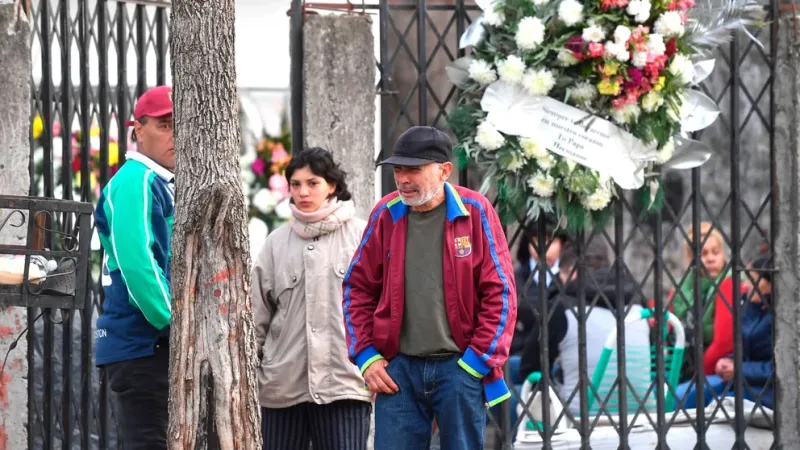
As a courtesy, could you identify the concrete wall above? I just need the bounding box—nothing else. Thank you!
[303,15,376,220]
[0,3,31,449]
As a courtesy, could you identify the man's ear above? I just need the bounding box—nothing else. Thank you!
[133,121,144,143]
[440,161,454,181]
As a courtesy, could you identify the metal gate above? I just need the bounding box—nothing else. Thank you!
[27,0,170,447]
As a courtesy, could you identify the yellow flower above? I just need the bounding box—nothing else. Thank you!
[108,142,119,166]
[90,126,101,137]
[602,61,619,77]
[654,76,666,91]
[597,78,621,96]
[32,115,43,140]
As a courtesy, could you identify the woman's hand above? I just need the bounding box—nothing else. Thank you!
[715,358,734,381]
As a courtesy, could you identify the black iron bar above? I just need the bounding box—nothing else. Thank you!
[730,35,746,448]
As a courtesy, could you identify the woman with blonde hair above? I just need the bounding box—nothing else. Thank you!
[252,147,372,449]
[670,222,736,405]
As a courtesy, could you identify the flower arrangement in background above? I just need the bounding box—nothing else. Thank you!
[240,117,293,235]
[447,0,763,229]
[31,114,124,203]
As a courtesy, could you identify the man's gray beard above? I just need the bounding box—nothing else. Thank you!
[398,185,441,207]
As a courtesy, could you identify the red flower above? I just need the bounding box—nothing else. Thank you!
[251,157,267,176]
[566,36,585,59]
[588,42,605,58]
[666,38,677,57]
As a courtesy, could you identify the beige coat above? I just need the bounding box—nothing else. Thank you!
[252,218,371,408]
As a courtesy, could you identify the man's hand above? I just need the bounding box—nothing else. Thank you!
[363,359,399,394]
[715,358,734,381]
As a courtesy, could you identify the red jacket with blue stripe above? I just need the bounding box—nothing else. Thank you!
[342,182,517,406]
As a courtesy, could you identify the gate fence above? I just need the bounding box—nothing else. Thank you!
[23,0,779,448]
[292,0,779,448]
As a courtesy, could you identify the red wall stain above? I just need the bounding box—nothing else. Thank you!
[219,304,229,314]
[0,422,8,450]
[0,369,11,408]
[0,327,14,339]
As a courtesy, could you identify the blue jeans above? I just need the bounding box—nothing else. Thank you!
[374,354,486,450]
[676,375,729,409]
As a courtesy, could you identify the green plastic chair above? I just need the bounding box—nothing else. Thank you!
[523,308,685,431]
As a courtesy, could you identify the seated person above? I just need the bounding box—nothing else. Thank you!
[676,256,774,410]
[669,222,736,380]
[518,239,653,417]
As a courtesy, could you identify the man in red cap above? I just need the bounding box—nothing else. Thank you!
[94,85,175,449]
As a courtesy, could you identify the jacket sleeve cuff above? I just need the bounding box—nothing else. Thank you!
[355,345,384,374]
[484,377,511,407]
[458,347,491,379]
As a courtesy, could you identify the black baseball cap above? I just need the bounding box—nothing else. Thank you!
[378,126,453,167]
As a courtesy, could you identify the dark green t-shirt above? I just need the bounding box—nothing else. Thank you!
[398,202,460,356]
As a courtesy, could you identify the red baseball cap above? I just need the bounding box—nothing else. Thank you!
[125,85,173,126]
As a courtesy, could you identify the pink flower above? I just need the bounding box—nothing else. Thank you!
[271,145,289,163]
[601,0,629,9]
[251,158,267,176]
[625,67,644,88]
[52,121,62,136]
[269,173,289,198]
[588,42,605,58]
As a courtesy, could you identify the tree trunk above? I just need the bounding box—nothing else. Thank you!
[168,1,261,449]
[0,2,31,448]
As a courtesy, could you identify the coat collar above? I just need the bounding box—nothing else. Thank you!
[126,151,174,183]
[387,182,470,223]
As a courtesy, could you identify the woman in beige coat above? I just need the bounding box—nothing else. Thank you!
[252,148,371,450]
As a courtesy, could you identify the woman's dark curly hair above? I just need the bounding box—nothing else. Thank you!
[285,147,352,201]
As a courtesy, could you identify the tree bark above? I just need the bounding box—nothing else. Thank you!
[168,1,261,449]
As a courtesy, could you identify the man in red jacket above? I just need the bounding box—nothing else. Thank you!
[342,126,517,449]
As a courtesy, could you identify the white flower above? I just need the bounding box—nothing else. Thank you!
[632,51,649,68]
[497,55,527,85]
[516,17,546,50]
[626,0,651,23]
[556,49,580,67]
[558,0,584,26]
[583,186,612,210]
[654,11,684,37]
[568,81,598,104]
[520,137,548,159]
[528,173,556,197]
[484,8,506,26]
[505,153,525,172]
[275,198,292,219]
[582,25,605,43]
[613,25,632,44]
[641,90,665,112]
[647,33,666,56]
[468,59,498,85]
[522,69,557,96]
[565,159,578,172]
[537,153,556,170]
[475,121,505,151]
[656,139,675,164]
[248,217,269,260]
[604,41,630,62]
[669,53,694,85]
[240,150,257,169]
[252,188,277,214]
[611,103,642,124]
[533,0,550,5]
[241,170,256,186]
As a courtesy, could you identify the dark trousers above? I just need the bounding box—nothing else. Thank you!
[105,343,169,450]
[261,400,372,450]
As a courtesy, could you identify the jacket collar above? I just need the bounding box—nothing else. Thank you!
[126,151,174,183]
[387,182,470,223]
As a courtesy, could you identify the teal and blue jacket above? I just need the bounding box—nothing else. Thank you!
[94,152,174,366]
